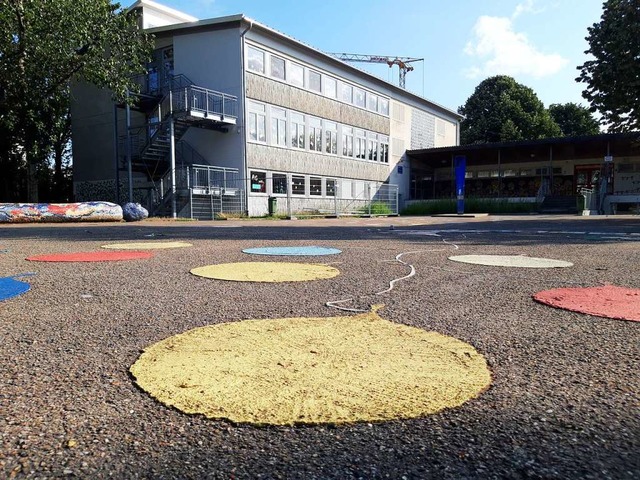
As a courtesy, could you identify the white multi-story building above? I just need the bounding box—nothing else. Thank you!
[71,0,462,218]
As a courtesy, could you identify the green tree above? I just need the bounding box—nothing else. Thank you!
[0,0,153,201]
[458,75,561,145]
[577,0,640,132]
[548,102,601,136]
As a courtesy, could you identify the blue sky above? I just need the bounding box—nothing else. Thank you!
[159,0,604,113]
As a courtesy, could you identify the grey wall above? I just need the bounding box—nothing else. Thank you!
[247,74,389,135]
[247,144,389,182]
[173,28,245,170]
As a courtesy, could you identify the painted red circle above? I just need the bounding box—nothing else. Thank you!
[26,251,153,262]
[534,285,640,322]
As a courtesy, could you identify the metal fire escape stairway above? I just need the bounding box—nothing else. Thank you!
[125,74,238,216]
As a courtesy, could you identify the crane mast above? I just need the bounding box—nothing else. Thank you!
[328,53,423,89]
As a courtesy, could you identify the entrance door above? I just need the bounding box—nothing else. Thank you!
[575,165,601,192]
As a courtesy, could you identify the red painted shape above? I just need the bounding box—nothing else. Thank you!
[534,285,640,322]
[26,251,153,262]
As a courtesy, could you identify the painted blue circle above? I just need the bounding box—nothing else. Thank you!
[0,277,30,302]
[242,246,342,256]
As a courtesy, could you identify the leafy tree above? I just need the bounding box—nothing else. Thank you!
[0,0,153,201]
[577,0,640,132]
[548,103,601,136]
[458,75,561,145]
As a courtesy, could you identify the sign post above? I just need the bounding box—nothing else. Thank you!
[454,155,466,215]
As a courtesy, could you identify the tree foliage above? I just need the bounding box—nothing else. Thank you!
[458,75,561,145]
[548,103,601,137]
[0,0,153,201]
[577,0,640,132]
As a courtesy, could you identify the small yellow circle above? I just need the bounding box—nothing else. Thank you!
[130,310,491,425]
[102,241,193,250]
[190,262,340,282]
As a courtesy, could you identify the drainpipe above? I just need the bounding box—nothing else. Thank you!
[169,90,177,218]
[240,18,253,215]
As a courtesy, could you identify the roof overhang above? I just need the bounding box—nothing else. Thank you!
[407,133,640,169]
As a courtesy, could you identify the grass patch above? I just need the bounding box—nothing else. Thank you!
[357,202,394,216]
[402,198,537,215]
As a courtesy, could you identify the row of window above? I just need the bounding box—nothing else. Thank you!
[251,171,336,196]
[247,44,390,117]
[247,100,390,163]
[250,171,380,199]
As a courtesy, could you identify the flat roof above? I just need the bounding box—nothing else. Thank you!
[407,132,640,168]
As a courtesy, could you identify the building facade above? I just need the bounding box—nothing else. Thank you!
[71,0,462,217]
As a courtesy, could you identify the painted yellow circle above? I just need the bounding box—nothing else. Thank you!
[130,310,491,425]
[102,241,193,250]
[190,262,340,282]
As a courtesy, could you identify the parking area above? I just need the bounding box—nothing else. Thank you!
[1,215,638,479]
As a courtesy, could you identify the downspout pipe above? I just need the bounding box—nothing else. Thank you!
[240,18,253,215]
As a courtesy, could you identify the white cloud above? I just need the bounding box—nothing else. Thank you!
[464,3,567,80]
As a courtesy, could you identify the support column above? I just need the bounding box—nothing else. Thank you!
[113,104,120,204]
[169,126,177,218]
[498,148,502,198]
[125,90,133,203]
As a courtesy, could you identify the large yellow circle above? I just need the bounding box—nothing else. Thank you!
[190,262,340,282]
[130,310,491,425]
[102,241,192,250]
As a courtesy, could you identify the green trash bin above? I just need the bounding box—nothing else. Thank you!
[268,196,277,216]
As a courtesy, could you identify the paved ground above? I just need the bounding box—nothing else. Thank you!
[1,215,638,479]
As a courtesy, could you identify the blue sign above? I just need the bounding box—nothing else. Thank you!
[454,156,466,214]
[397,165,404,174]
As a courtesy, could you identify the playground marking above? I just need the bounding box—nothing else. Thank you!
[130,308,491,425]
[0,276,30,302]
[102,241,192,250]
[190,262,340,282]
[27,251,153,262]
[448,255,573,268]
[242,246,342,256]
[534,285,640,322]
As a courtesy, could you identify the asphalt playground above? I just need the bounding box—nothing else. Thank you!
[1,214,638,479]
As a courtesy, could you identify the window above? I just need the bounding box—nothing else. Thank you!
[341,83,353,103]
[270,55,285,80]
[355,129,367,159]
[309,117,322,152]
[248,101,266,143]
[250,171,266,193]
[379,135,389,163]
[272,173,288,194]
[366,93,378,112]
[247,46,265,73]
[310,177,322,196]
[379,97,389,116]
[342,126,353,157]
[354,87,365,108]
[477,171,490,178]
[465,171,474,179]
[368,134,378,161]
[323,76,337,98]
[502,169,517,177]
[289,62,304,87]
[292,175,305,195]
[324,121,337,155]
[290,112,305,149]
[271,107,287,147]
[326,179,336,197]
[309,70,321,92]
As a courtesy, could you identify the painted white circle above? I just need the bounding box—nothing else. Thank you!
[448,255,573,268]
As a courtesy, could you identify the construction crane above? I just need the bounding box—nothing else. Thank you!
[328,53,423,89]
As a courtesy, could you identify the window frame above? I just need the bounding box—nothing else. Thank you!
[272,172,288,195]
[247,46,265,74]
[250,170,267,194]
[310,176,322,196]
[291,175,306,196]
